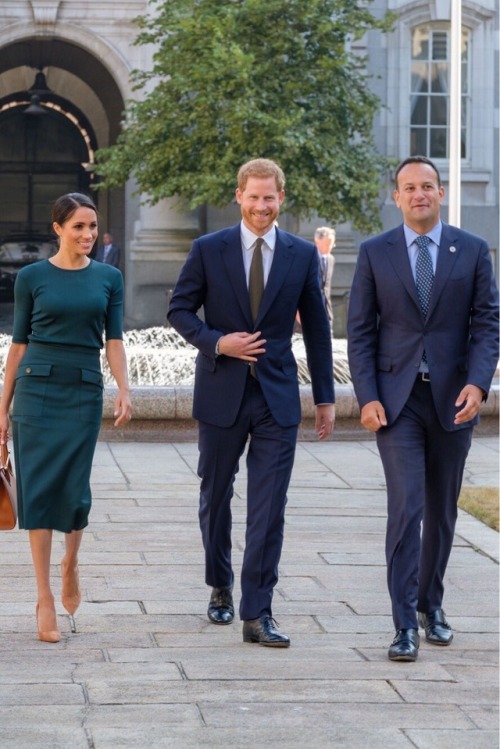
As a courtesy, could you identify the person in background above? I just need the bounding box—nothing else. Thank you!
[168,158,334,648]
[347,156,499,662]
[314,226,336,334]
[94,232,121,268]
[0,193,132,643]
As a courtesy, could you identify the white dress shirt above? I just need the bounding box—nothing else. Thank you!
[240,222,276,287]
[404,221,442,279]
[214,223,277,357]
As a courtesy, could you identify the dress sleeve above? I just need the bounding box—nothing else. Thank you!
[104,270,124,341]
[11,273,33,343]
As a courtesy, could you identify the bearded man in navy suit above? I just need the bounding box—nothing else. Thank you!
[347,156,499,661]
[168,158,335,647]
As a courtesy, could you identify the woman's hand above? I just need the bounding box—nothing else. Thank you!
[113,389,132,427]
[0,412,10,445]
[0,342,27,444]
[105,340,132,427]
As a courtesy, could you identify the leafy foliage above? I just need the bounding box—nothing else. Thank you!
[95,0,394,232]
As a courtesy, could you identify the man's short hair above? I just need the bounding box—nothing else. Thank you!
[314,226,336,243]
[395,156,442,189]
[237,158,285,192]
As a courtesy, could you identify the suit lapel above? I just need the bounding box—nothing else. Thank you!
[384,226,421,311]
[427,223,460,319]
[220,226,253,326]
[385,223,461,320]
[327,254,334,280]
[220,227,296,328]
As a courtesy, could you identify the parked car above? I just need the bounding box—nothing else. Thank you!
[0,233,58,300]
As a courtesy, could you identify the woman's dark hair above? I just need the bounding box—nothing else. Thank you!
[51,193,97,226]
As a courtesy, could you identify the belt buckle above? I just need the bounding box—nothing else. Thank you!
[421,372,430,382]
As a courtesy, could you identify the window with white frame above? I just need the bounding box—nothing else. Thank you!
[410,25,470,159]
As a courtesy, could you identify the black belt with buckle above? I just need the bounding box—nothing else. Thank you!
[419,372,431,382]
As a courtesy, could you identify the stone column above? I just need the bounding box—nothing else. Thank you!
[124,198,199,330]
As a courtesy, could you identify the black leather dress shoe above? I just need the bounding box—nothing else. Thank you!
[242,615,290,648]
[388,628,420,661]
[418,609,453,645]
[207,585,234,624]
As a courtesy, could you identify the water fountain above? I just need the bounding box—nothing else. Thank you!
[0,330,495,437]
[0,328,352,385]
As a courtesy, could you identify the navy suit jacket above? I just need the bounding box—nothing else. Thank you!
[168,225,335,428]
[347,223,499,431]
[95,244,121,267]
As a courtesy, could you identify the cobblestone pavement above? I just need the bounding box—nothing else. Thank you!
[0,434,498,748]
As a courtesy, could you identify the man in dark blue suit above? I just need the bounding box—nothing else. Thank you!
[168,158,335,647]
[347,156,499,661]
[94,232,121,268]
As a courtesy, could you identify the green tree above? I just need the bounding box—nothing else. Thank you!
[95,0,394,233]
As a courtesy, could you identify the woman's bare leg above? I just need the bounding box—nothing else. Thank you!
[29,529,60,641]
[61,529,83,614]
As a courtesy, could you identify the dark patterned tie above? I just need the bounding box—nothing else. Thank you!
[415,235,434,365]
[249,237,264,322]
[415,235,434,319]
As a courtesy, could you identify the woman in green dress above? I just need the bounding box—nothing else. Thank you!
[0,193,132,643]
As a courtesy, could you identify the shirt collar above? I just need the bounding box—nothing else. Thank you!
[403,221,442,248]
[240,221,277,251]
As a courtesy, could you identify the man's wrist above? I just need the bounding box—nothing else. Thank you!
[215,336,224,356]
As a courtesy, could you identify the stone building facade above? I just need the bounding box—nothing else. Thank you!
[0,1,497,334]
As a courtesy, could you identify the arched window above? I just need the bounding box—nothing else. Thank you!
[0,98,96,238]
[410,24,470,159]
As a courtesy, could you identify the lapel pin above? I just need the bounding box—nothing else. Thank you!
[449,246,456,253]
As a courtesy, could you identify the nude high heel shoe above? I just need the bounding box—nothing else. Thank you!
[61,557,82,615]
[36,600,61,643]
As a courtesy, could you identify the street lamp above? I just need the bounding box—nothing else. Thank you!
[23,71,51,233]
[24,94,47,116]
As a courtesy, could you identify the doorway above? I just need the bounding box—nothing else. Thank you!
[0,97,96,238]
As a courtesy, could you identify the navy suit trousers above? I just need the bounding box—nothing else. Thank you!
[376,376,473,630]
[197,374,298,621]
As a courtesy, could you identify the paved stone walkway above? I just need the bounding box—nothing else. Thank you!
[0,435,498,748]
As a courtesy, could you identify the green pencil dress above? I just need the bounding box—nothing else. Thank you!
[11,259,124,533]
